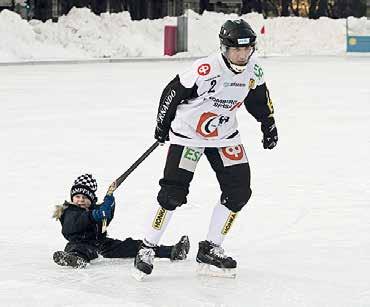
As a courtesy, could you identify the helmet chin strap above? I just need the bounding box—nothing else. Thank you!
[229,61,247,73]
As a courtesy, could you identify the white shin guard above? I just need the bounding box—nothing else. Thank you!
[206,201,238,246]
[144,205,173,246]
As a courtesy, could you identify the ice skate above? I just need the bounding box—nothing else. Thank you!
[170,235,190,261]
[53,251,88,269]
[196,241,237,278]
[132,245,155,281]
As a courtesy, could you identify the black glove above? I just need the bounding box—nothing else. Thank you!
[154,126,169,144]
[261,117,278,149]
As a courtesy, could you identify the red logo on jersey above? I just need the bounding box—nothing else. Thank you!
[197,64,211,76]
[196,112,219,137]
[221,145,244,161]
[196,112,230,138]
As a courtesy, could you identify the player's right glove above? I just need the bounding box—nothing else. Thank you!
[261,117,278,149]
[91,195,115,222]
[154,125,169,144]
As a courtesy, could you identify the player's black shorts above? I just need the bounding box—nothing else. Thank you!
[157,144,252,212]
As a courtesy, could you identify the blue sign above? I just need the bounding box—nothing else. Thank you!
[347,36,370,52]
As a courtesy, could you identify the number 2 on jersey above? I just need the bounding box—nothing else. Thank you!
[208,80,217,93]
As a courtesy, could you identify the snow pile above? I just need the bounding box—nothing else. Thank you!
[31,8,174,58]
[0,7,370,62]
[0,9,37,60]
[347,16,370,35]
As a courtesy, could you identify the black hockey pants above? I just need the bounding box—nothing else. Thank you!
[157,144,252,213]
[64,237,172,262]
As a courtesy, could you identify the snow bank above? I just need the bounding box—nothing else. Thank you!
[0,7,369,62]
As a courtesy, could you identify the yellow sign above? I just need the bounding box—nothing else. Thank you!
[348,37,357,46]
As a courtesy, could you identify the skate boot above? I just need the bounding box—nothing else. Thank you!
[196,241,237,278]
[132,243,155,281]
[53,251,88,269]
[170,235,190,261]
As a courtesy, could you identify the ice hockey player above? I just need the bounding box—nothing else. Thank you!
[52,174,190,268]
[133,19,278,278]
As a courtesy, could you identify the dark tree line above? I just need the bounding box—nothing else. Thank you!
[242,0,367,18]
[3,0,368,21]
[29,0,175,22]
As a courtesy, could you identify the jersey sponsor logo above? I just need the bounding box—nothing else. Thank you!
[179,146,204,172]
[223,82,246,87]
[253,64,264,80]
[222,145,244,160]
[157,89,176,124]
[219,144,248,167]
[196,112,230,138]
[266,88,274,114]
[197,64,211,76]
[183,147,202,162]
[248,79,255,89]
[152,207,167,230]
[267,98,274,114]
[210,96,238,109]
[221,212,238,235]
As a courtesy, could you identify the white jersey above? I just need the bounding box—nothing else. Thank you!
[169,53,265,147]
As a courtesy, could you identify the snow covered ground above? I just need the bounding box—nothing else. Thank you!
[1,8,370,61]
[0,55,369,306]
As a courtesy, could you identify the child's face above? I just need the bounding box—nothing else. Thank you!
[72,194,92,209]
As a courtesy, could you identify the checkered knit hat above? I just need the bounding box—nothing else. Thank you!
[70,174,98,203]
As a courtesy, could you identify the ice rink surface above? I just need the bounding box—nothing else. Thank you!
[1,56,370,306]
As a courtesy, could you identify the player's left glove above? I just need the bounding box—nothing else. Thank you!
[261,117,278,149]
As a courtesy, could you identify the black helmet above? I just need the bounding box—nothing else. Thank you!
[219,19,257,48]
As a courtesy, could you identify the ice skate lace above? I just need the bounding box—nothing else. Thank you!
[210,246,227,259]
[138,248,155,265]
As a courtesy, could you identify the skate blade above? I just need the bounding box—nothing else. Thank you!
[196,263,237,279]
[131,268,149,281]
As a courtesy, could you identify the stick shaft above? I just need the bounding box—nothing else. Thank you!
[112,141,159,191]
[102,141,160,233]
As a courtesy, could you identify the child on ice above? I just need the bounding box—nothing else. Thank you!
[53,174,189,268]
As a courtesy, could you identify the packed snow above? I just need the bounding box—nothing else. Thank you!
[1,55,370,306]
[0,8,370,61]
